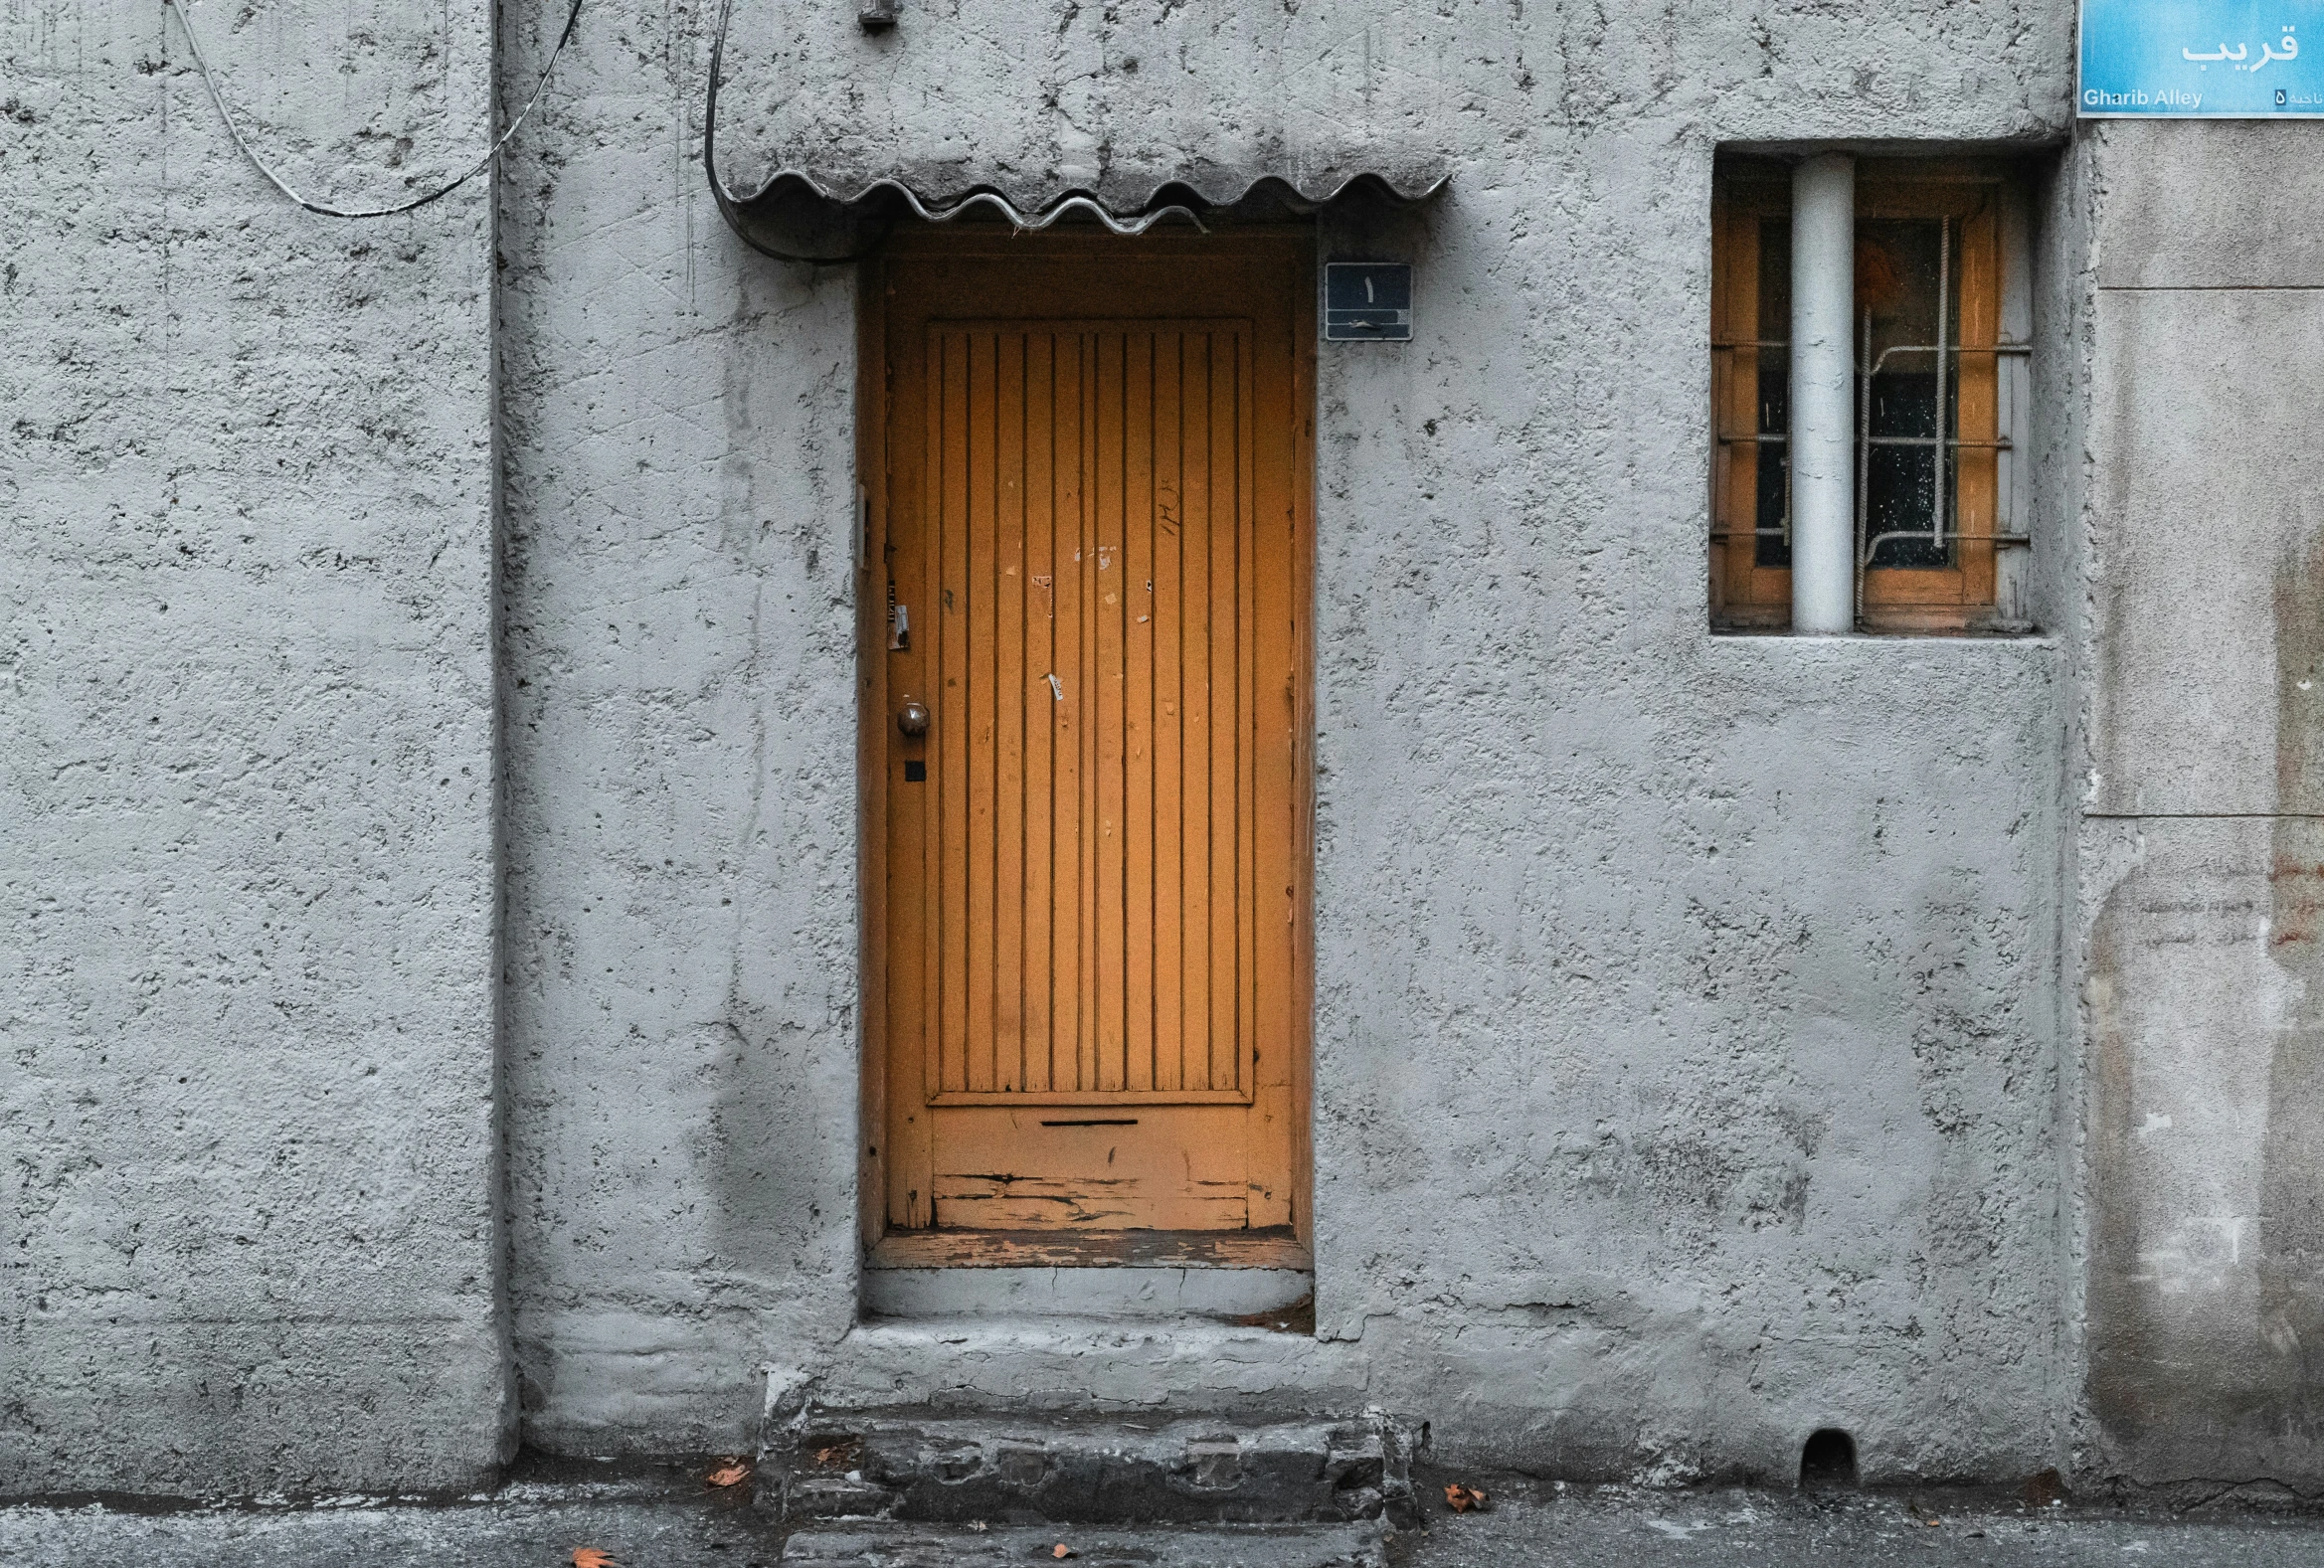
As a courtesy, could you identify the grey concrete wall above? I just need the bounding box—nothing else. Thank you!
[1303,180,2072,1482]
[494,0,864,1456]
[3,0,506,1496]
[2035,124,2101,1488]
[40,0,2285,1501]
[500,0,2082,1482]
[2079,120,2324,1493]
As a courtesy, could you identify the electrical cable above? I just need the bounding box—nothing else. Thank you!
[700,0,1206,262]
[167,0,584,220]
[174,0,1220,256]
[703,0,892,265]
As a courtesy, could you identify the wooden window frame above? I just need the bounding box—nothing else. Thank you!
[1712,158,2025,634]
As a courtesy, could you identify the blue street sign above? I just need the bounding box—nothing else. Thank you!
[2080,0,2324,114]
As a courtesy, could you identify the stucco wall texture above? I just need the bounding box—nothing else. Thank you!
[7,0,2317,1504]
[4,0,506,1495]
[2079,119,2324,1491]
[498,0,2080,1487]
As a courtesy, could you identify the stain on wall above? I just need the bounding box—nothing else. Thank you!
[2256,536,2324,1471]
[2082,119,2324,1492]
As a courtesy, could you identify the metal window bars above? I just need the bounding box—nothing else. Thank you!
[1710,212,2033,611]
[1707,339,1794,552]
[1848,216,2034,618]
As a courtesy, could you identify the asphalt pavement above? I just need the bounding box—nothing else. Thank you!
[5,1466,2322,1567]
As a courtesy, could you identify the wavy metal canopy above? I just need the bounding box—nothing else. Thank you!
[712,166,1450,262]
[700,0,1458,261]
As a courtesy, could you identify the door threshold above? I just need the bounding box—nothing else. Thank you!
[863,1228,1313,1321]
[868,1227,1312,1272]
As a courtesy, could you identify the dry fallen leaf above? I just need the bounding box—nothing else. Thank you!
[1444,1481,1489,1513]
[572,1550,621,1568]
[705,1458,752,1488]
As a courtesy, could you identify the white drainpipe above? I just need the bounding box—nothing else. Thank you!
[1789,153,1856,634]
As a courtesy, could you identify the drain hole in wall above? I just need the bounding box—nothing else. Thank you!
[1799,1428,1858,1489]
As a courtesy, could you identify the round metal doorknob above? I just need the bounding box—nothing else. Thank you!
[896,699,930,737]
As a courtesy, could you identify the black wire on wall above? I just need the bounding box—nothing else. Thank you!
[168,0,584,220]
[174,0,884,264]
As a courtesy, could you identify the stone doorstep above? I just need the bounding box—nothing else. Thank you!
[778,1520,1390,1568]
[766,1409,1412,1529]
[859,1264,1315,1319]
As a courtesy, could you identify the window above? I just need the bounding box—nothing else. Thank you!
[1711,157,2034,633]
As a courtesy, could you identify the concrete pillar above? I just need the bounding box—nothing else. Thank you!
[2081,119,2324,1488]
[1789,153,1856,634]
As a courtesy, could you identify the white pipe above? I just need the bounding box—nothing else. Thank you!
[1789,153,1856,634]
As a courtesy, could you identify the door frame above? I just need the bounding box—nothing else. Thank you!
[853,225,1319,1259]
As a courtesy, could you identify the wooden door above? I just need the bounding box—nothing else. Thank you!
[868,234,1312,1238]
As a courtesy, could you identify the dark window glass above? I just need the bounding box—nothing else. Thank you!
[1858,219,1958,571]
[1755,216,1791,569]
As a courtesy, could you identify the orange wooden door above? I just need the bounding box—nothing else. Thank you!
[873,236,1311,1236]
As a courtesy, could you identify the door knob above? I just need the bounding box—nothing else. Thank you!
[896,699,930,737]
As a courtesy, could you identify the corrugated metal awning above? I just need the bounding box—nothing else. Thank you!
[701,4,1451,263]
[710,164,1449,263]
[715,168,1440,260]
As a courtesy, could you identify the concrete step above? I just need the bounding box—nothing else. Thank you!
[861,1261,1314,1318]
[779,1520,1389,1567]
[766,1407,1412,1528]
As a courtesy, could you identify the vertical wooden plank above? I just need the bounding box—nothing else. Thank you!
[858,255,890,1244]
[994,332,1028,1090]
[1744,204,1795,615]
[1241,249,1303,1230]
[964,332,999,1093]
[1176,329,1215,1093]
[1281,240,1318,1235]
[1956,202,2000,607]
[1054,333,1090,1094]
[1238,316,1268,1105]
[1093,330,1128,1092]
[884,272,938,1229]
[937,328,973,1100]
[1076,332,1102,1096]
[1021,333,1057,1094]
[1122,330,1158,1094]
[1715,204,1763,616]
[1150,331,1186,1092]
[1206,327,1242,1096]
[1708,198,1729,610]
